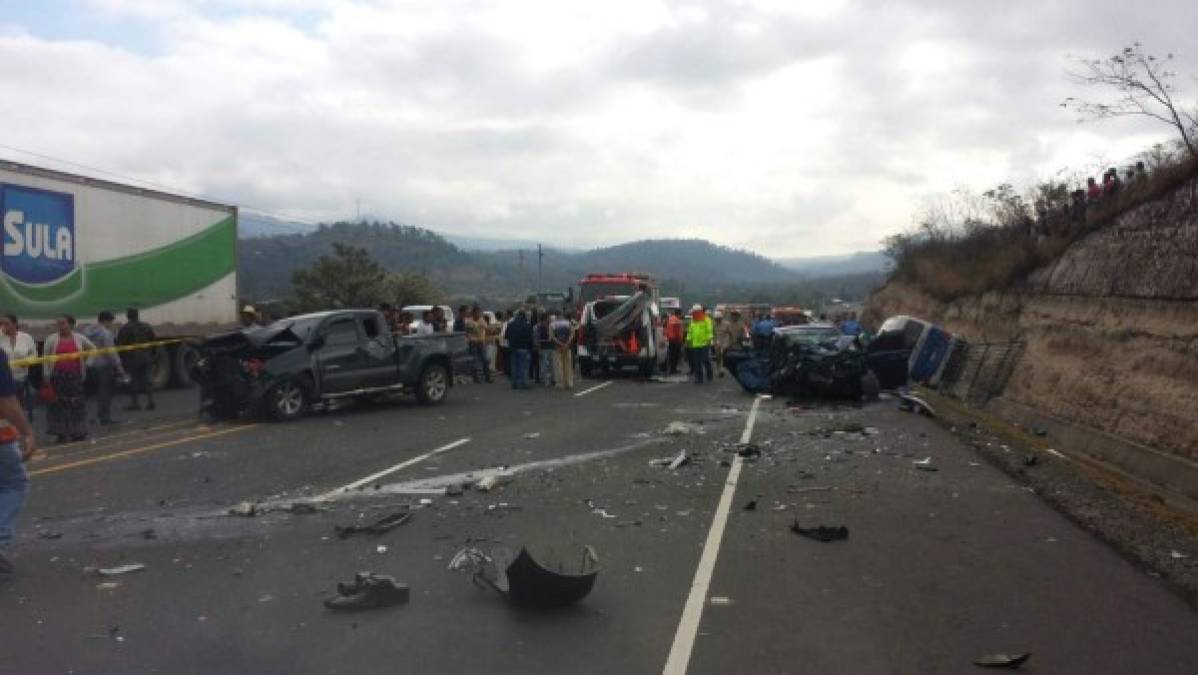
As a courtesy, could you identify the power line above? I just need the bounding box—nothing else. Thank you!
[0,141,323,232]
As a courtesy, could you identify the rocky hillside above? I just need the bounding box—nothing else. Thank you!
[865,168,1198,498]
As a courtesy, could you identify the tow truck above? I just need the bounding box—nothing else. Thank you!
[575,273,667,378]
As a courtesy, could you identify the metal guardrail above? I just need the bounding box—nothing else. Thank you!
[937,340,1025,405]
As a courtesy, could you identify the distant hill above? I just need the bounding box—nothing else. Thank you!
[239,212,315,238]
[776,251,890,277]
[237,223,883,306]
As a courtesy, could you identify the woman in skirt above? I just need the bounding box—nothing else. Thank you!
[42,315,96,443]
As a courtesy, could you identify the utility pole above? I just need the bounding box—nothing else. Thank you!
[355,199,361,222]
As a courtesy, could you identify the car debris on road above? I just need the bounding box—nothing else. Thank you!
[335,509,413,538]
[450,545,599,609]
[973,652,1031,669]
[83,563,147,577]
[324,572,410,611]
[790,522,849,542]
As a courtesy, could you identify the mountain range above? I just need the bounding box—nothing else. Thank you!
[237,219,888,306]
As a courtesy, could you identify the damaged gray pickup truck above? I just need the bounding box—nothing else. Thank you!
[190,309,472,421]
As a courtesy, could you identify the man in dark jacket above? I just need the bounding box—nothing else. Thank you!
[503,310,535,390]
[117,308,156,411]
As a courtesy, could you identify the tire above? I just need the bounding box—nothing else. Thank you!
[416,363,449,405]
[169,343,200,388]
[267,377,310,421]
[149,347,172,390]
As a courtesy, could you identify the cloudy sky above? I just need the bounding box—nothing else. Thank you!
[1,0,1194,256]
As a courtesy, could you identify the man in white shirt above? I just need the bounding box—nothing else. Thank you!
[0,315,38,421]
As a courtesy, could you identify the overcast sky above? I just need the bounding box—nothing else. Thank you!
[1,0,1195,256]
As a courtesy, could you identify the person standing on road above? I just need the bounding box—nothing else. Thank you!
[685,304,714,384]
[117,308,157,412]
[44,315,96,442]
[495,311,510,377]
[550,313,576,390]
[83,311,129,426]
[465,307,492,383]
[535,313,555,387]
[839,312,863,337]
[715,310,746,379]
[453,305,468,333]
[665,309,684,375]
[0,315,37,422]
[415,311,436,336]
[504,310,534,390]
[0,346,37,584]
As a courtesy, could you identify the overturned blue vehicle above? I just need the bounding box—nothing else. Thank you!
[723,324,878,400]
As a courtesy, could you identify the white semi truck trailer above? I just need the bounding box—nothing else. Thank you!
[0,159,238,388]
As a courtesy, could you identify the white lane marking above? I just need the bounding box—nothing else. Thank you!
[662,395,762,675]
[574,381,614,398]
[314,437,471,501]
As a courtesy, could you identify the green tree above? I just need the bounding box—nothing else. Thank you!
[290,243,389,311]
[387,272,442,307]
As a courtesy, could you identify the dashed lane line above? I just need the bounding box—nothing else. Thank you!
[662,394,763,675]
[574,381,613,398]
[313,437,473,501]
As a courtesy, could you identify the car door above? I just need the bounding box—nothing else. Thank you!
[359,314,400,388]
[315,316,366,394]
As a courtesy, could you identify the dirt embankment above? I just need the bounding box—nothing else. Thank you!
[864,172,1198,487]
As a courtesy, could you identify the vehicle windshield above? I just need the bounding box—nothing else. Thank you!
[579,283,641,302]
[259,316,323,343]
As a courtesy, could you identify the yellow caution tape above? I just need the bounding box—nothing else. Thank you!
[9,338,185,368]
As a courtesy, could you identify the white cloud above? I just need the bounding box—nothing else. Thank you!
[2,0,1195,256]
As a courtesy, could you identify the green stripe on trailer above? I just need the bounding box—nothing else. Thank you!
[0,215,235,317]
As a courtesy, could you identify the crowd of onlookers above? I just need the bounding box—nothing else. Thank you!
[1035,161,1151,237]
[0,309,160,445]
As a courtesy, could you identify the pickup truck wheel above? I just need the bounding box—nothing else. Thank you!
[268,379,309,421]
[416,364,449,405]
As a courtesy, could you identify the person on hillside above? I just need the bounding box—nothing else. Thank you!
[117,308,156,412]
[44,315,97,442]
[503,310,534,390]
[0,346,37,585]
[1103,167,1122,198]
[685,304,714,384]
[465,306,492,383]
[1133,161,1149,184]
[535,313,554,387]
[0,315,37,423]
[1086,176,1102,202]
[665,309,685,375]
[550,313,576,390]
[83,311,128,426]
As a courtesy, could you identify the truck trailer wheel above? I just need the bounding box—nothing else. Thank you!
[170,343,200,388]
[149,347,172,390]
[416,363,449,405]
[267,378,310,421]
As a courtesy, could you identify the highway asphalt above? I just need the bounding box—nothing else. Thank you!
[2,374,1196,674]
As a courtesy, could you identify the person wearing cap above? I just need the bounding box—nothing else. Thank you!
[685,304,714,384]
[240,305,262,328]
[715,310,746,379]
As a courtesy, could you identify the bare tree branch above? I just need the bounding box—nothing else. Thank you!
[1063,44,1197,158]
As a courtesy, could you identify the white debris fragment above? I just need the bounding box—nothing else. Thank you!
[913,457,938,471]
[667,450,690,471]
